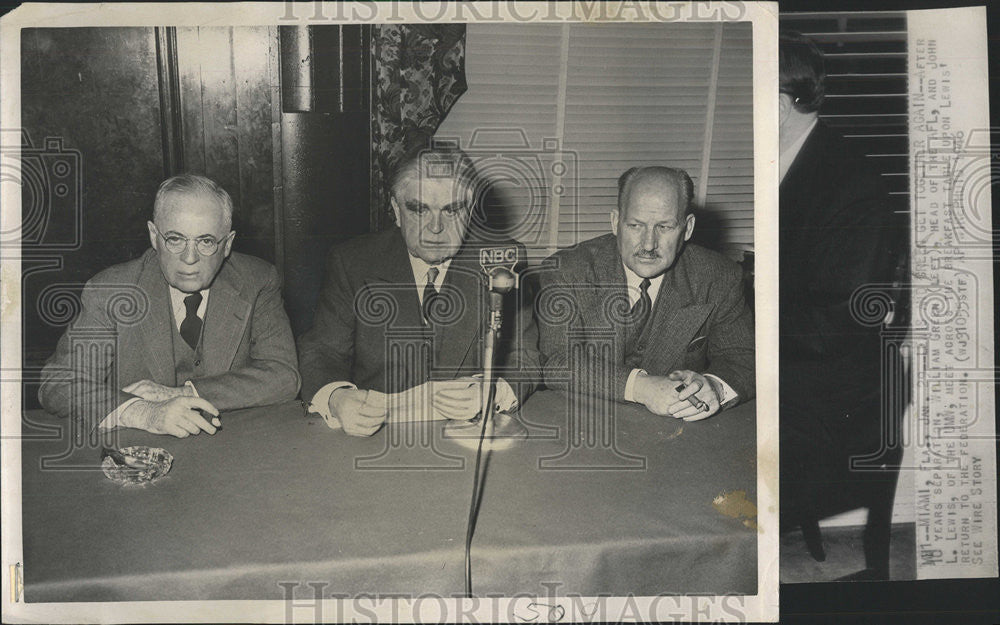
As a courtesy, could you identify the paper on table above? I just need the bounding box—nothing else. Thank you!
[322,379,481,430]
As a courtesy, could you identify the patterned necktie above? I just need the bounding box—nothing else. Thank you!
[180,292,203,350]
[631,277,652,331]
[422,266,440,325]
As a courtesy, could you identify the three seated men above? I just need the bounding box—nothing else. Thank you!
[41,154,754,437]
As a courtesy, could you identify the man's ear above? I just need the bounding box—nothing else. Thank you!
[147,221,158,251]
[389,196,401,227]
[683,213,696,241]
[610,209,619,236]
[223,231,235,258]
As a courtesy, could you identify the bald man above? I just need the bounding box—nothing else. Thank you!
[537,166,754,420]
[39,174,300,438]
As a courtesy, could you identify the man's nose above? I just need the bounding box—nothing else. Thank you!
[641,228,657,251]
[426,211,444,234]
[180,240,200,264]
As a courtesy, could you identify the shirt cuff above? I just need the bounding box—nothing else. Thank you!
[623,368,647,403]
[705,373,738,408]
[98,397,144,431]
[494,378,519,413]
[184,380,199,397]
[308,381,357,429]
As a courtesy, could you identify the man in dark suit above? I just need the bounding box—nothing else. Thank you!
[779,32,905,579]
[297,145,539,436]
[39,174,300,438]
[537,166,754,420]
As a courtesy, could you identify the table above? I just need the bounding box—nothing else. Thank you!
[21,391,757,601]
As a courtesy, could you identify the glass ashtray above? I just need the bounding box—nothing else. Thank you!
[101,446,174,485]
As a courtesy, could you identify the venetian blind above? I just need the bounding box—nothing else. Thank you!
[780,12,910,216]
[435,21,755,263]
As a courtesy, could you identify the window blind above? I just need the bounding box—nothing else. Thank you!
[435,21,755,262]
[780,12,910,216]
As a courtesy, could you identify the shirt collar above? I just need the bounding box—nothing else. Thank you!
[779,117,818,184]
[168,285,209,322]
[622,263,664,306]
[407,253,452,289]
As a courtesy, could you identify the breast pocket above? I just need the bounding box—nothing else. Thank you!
[682,334,709,369]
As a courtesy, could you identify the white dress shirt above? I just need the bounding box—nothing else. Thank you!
[309,253,517,427]
[618,263,737,406]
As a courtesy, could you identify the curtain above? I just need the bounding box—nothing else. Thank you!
[370,24,468,231]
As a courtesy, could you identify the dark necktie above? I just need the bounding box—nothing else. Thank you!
[180,292,203,350]
[631,277,652,330]
[421,266,440,325]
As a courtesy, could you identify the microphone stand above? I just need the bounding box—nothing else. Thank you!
[456,273,525,598]
[444,269,526,451]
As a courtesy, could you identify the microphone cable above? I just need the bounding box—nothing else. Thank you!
[463,379,497,598]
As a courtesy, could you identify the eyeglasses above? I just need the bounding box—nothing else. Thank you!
[152,224,230,256]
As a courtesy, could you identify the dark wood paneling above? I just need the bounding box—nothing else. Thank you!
[233,27,279,263]
[21,28,166,376]
[175,26,276,263]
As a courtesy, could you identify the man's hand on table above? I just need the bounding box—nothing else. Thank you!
[122,396,221,437]
[665,370,722,421]
[329,388,387,437]
[431,376,484,421]
[632,370,722,421]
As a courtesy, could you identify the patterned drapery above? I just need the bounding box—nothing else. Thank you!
[370,24,468,231]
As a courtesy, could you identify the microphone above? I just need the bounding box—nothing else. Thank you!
[479,245,520,292]
[479,245,519,320]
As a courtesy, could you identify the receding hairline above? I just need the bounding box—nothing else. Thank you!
[617,167,693,219]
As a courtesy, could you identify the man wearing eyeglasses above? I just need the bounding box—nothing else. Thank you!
[39,174,300,437]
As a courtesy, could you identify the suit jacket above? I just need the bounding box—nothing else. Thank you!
[38,249,301,429]
[537,234,755,403]
[779,121,901,421]
[297,227,540,405]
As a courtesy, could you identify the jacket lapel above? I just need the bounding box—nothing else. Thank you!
[201,261,252,374]
[135,251,177,385]
[643,251,711,374]
[366,229,425,329]
[592,236,632,350]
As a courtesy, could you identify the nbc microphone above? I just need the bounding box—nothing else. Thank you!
[479,245,520,328]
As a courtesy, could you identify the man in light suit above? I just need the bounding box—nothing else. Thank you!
[538,166,754,420]
[39,174,300,438]
[297,145,540,437]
